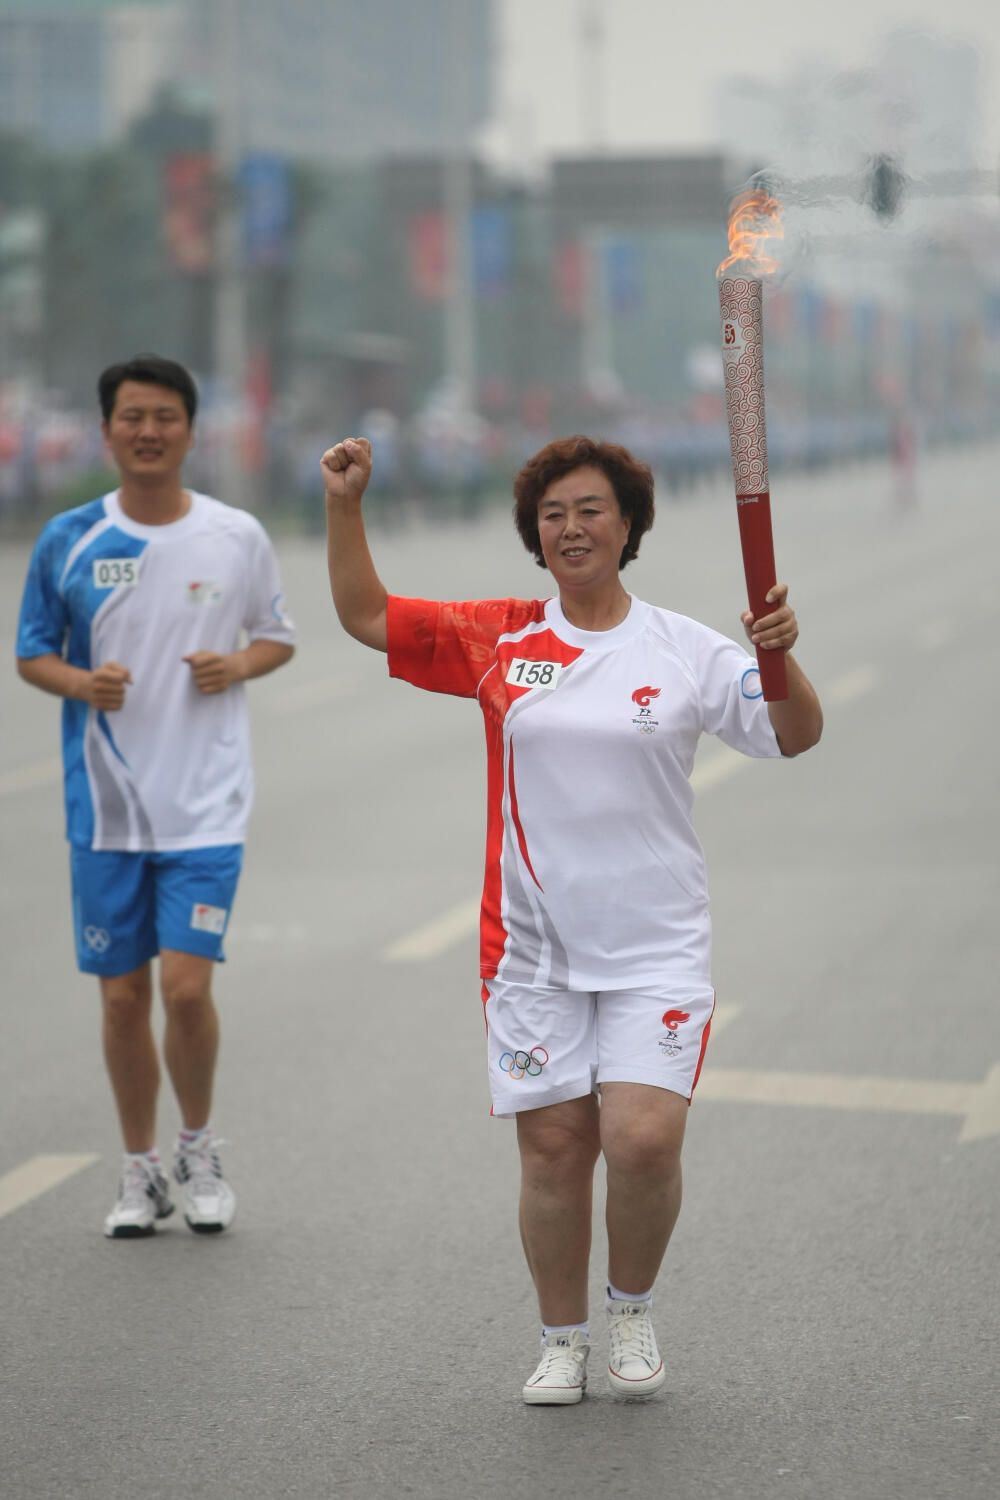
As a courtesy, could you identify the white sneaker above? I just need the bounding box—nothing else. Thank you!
[104,1157,175,1238]
[522,1330,590,1405]
[173,1133,236,1234]
[606,1300,666,1398]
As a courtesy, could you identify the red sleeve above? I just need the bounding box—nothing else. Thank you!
[387,596,544,698]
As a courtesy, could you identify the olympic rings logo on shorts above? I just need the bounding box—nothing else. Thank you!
[498,1045,550,1080]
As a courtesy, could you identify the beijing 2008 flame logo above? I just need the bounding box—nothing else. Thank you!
[662,1009,690,1030]
[631,686,660,708]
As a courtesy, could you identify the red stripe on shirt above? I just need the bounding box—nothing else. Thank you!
[507,741,543,891]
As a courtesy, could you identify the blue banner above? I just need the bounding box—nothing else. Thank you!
[472,206,512,300]
[240,154,292,269]
[605,239,641,313]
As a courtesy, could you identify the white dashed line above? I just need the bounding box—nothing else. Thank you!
[0,757,61,797]
[691,747,747,792]
[826,665,878,704]
[698,1062,1000,1143]
[382,896,481,963]
[0,1154,101,1222]
[709,1003,741,1035]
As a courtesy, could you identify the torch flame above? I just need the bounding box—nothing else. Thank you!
[716,189,784,278]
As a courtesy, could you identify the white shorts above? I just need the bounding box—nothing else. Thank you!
[482,977,716,1118]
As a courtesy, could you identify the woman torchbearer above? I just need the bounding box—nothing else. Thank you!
[322,433,822,1405]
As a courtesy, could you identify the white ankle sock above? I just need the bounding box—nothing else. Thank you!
[542,1321,590,1343]
[125,1149,160,1168]
[606,1283,652,1307]
[177,1124,211,1146]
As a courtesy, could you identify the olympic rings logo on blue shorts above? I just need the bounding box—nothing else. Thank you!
[498,1045,550,1079]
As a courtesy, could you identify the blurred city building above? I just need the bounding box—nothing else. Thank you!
[0,0,492,160]
[0,8,997,517]
[183,0,492,162]
[0,0,186,151]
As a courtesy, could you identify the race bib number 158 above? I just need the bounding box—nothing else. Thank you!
[505,657,562,690]
[93,558,138,589]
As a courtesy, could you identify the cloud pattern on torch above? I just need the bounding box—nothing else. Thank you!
[718,276,769,497]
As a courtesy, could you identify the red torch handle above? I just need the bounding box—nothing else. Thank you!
[736,492,788,701]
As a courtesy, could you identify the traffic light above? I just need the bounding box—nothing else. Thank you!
[867,153,906,221]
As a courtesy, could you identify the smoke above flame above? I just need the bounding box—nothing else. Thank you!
[716,189,784,278]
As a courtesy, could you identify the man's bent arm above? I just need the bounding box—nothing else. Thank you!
[235,638,295,680]
[17,653,131,710]
[17,652,91,700]
[183,639,294,696]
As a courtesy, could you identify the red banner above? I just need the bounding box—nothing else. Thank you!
[410,211,449,301]
[163,155,215,274]
[555,242,586,320]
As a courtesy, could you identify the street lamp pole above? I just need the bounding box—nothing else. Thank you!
[443,0,476,416]
[213,0,248,505]
[580,0,606,154]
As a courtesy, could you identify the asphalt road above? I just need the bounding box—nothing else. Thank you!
[1,444,998,1500]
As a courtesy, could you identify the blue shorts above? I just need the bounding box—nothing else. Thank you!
[69,845,244,976]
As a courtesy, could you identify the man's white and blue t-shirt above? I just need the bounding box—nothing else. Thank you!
[17,490,296,852]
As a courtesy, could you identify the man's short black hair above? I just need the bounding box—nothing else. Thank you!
[98,355,199,424]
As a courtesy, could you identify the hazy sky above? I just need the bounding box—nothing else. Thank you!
[483,0,998,164]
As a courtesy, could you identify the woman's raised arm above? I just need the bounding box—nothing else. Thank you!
[321,437,388,652]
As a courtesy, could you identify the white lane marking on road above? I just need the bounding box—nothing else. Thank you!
[0,1154,100,1221]
[382,896,481,963]
[826,665,878,705]
[710,1003,741,1035]
[958,1064,1000,1142]
[691,747,746,792]
[698,1062,1000,1143]
[0,757,61,797]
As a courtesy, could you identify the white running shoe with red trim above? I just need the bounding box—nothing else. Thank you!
[103,1157,175,1238]
[173,1134,236,1234]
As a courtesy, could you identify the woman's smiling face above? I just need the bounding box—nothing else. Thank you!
[536,465,631,591]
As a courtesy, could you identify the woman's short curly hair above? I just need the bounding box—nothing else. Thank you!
[512,435,655,569]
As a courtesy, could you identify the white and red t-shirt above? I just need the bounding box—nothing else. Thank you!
[387,593,781,991]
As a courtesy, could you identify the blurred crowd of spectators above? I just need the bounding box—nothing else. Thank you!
[0,383,985,529]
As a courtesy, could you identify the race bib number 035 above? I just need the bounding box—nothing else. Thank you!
[505,658,562,690]
[93,558,139,589]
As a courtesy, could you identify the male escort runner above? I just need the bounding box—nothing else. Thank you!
[16,354,295,1238]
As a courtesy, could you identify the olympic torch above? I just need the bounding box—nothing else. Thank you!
[717,190,787,700]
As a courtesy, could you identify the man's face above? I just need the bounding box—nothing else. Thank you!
[102,380,194,482]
